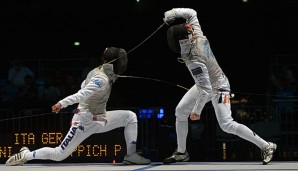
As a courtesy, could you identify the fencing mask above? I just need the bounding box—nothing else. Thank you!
[102,47,128,75]
[167,23,191,54]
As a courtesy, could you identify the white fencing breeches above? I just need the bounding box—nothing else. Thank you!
[25,110,138,161]
[175,74,268,153]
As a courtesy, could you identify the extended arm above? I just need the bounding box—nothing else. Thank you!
[51,76,108,112]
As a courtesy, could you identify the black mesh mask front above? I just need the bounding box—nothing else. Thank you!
[167,24,189,54]
[102,47,127,75]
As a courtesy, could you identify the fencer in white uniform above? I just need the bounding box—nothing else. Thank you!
[162,8,277,165]
[5,47,151,166]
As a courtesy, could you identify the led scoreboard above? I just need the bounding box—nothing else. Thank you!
[0,130,126,164]
[0,131,126,163]
[0,109,127,164]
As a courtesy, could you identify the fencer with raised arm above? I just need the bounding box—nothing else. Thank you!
[162,8,277,165]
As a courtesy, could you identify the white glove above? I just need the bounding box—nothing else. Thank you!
[163,10,176,25]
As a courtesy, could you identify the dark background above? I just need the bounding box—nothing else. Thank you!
[1,0,298,163]
[1,0,298,108]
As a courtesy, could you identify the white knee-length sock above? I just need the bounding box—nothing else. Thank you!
[176,120,188,153]
[25,147,55,160]
[236,124,269,149]
[124,122,138,155]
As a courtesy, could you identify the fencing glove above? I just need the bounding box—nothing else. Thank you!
[163,10,176,25]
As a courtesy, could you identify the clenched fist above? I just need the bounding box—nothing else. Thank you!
[189,112,200,121]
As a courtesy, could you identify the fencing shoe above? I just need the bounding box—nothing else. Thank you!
[5,147,30,166]
[163,150,190,164]
[261,142,277,165]
[123,152,151,165]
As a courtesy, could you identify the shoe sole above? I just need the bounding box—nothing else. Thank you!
[163,156,190,164]
[123,160,151,165]
[123,160,134,165]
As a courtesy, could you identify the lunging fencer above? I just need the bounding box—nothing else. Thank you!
[162,8,277,165]
[5,47,151,166]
